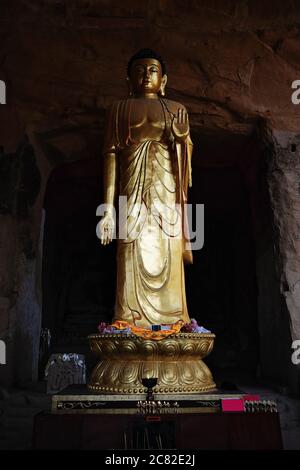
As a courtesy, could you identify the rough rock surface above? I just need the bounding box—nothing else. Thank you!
[0,0,300,152]
[266,129,300,341]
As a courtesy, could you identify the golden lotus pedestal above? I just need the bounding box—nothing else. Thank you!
[87,332,216,395]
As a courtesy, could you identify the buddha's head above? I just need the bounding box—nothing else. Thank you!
[127,48,167,97]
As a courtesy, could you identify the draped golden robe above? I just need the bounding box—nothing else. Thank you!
[103,98,193,328]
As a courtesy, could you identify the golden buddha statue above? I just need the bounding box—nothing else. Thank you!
[89,53,215,393]
[99,48,194,329]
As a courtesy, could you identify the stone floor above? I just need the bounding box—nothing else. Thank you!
[0,381,299,450]
[0,382,51,450]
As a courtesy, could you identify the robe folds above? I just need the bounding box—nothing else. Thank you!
[103,99,193,328]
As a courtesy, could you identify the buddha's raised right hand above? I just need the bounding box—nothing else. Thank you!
[171,108,189,143]
[99,212,115,245]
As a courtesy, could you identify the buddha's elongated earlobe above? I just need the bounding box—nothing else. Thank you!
[159,74,167,97]
[126,77,133,96]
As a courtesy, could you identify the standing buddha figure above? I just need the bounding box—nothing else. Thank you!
[99,48,194,329]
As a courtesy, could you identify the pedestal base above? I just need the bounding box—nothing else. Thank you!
[51,386,242,413]
[87,332,216,394]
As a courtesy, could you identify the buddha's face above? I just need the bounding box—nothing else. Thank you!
[128,58,166,96]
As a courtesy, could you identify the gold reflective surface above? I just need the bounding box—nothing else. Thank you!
[88,333,216,394]
[99,57,193,327]
[93,53,216,395]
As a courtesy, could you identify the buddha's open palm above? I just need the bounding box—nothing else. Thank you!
[99,212,115,245]
[171,108,189,142]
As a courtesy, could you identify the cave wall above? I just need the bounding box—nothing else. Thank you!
[0,0,300,140]
[264,129,300,391]
[0,0,300,387]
